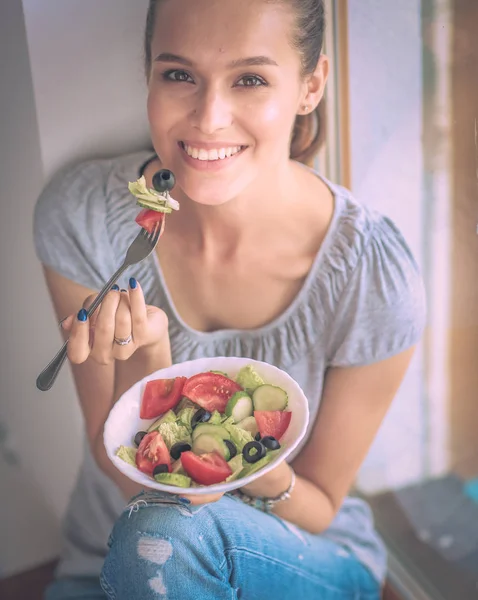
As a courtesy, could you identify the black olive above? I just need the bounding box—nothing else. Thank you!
[242,441,267,464]
[152,169,176,193]
[170,442,192,461]
[254,432,262,442]
[191,408,212,429]
[153,464,170,477]
[134,431,148,447]
[224,439,237,459]
[261,436,281,451]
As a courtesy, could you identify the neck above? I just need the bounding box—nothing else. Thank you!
[163,159,306,255]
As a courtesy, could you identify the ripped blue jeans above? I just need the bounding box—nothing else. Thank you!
[98,491,381,600]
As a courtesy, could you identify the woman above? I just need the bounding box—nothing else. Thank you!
[34,0,426,598]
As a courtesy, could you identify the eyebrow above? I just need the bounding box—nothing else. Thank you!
[154,52,278,68]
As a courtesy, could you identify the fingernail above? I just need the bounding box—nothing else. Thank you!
[77,309,88,322]
[111,284,120,291]
[129,277,137,290]
[59,317,67,329]
[178,497,191,505]
[120,288,127,293]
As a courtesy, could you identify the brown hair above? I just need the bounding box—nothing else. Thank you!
[144,0,326,166]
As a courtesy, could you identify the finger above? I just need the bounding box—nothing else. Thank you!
[67,308,91,364]
[89,288,121,363]
[128,278,148,343]
[180,492,224,506]
[59,315,74,332]
[82,294,97,310]
[81,294,100,338]
[82,285,120,329]
[112,291,134,359]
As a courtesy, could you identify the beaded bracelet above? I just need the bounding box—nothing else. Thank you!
[232,468,296,513]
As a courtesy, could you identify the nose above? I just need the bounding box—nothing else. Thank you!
[190,86,232,135]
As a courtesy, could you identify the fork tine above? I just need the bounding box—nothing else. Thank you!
[146,224,156,240]
[148,222,161,245]
[150,230,160,247]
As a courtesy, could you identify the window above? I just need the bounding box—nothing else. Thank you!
[322,2,478,598]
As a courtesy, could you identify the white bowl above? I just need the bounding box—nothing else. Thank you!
[104,357,309,495]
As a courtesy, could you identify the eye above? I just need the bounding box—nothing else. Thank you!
[235,75,267,88]
[163,70,194,83]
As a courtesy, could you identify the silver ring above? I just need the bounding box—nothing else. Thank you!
[114,334,133,346]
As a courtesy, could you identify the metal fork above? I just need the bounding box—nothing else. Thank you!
[36,224,162,392]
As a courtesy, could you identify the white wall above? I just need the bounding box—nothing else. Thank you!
[1,0,150,577]
[0,0,61,578]
[348,0,427,492]
[23,0,151,179]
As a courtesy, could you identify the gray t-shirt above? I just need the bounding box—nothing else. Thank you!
[34,150,426,584]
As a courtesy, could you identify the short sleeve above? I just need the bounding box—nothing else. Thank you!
[33,160,117,291]
[328,216,427,367]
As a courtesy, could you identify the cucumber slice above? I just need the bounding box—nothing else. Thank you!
[252,385,288,411]
[236,416,259,437]
[191,423,231,441]
[192,433,231,460]
[225,392,253,423]
[154,473,192,488]
[136,198,170,213]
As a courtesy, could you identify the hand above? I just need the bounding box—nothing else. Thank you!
[61,278,169,365]
[239,460,293,499]
[179,461,293,506]
[181,490,225,506]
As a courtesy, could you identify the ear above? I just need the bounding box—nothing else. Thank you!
[298,55,329,115]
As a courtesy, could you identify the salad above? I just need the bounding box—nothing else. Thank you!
[116,365,292,489]
[129,169,180,234]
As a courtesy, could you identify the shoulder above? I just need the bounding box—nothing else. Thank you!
[33,150,152,288]
[319,182,427,366]
[325,181,422,294]
[34,150,152,224]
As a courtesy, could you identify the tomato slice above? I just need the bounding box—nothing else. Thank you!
[135,209,165,234]
[182,373,242,413]
[140,377,187,419]
[180,451,232,485]
[254,411,292,441]
[135,431,171,476]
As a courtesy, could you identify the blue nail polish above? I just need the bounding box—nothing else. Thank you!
[129,277,137,290]
[178,497,191,505]
[111,284,120,291]
[77,309,88,322]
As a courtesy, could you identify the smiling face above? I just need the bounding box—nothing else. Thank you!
[146,0,312,205]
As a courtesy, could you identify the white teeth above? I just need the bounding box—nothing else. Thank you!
[183,144,243,161]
